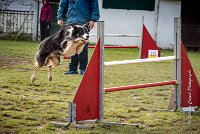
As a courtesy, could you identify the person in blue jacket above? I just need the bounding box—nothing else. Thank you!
[57,0,100,75]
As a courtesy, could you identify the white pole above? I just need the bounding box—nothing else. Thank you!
[104,56,176,66]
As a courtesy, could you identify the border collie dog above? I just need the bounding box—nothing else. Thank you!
[31,23,90,84]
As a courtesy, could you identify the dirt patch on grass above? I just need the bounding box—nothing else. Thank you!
[0,56,33,67]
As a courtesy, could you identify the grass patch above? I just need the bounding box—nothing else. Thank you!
[0,40,200,133]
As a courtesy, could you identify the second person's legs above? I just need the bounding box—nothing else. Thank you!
[64,54,78,74]
[79,44,88,75]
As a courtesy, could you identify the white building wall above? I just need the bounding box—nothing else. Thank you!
[89,0,155,46]
[90,0,181,49]
[156,0,181,49]
[0,0,34,11]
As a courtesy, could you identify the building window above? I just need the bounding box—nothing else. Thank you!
[102,0,155,11]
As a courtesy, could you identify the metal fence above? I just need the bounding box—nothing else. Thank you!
[49,2,60,36]
[0,2,61,41]
[0,10,34,37]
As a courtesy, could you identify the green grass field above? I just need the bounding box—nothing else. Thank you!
[0,40,200,134]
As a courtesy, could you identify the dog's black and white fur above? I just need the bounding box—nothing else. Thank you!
[31,23,90,84]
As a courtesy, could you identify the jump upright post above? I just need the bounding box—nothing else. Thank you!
[171,17,200,111]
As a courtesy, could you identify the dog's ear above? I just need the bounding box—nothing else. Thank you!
[61,25,74,39]
[72,24,78,31]
[71,25,83,37]
[71,25,78,36]
[83,22,90,31]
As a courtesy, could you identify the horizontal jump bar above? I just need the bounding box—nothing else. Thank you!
[104,80,177,92]
[90,34,140,37]
[104,56,176,66]
[88,45,139,48]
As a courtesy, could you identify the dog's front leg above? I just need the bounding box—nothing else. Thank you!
[76,44,85,54]
[48,65,53,81]
[63,40,77,57]
[31,63,39,84]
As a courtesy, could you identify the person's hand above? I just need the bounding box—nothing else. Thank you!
[57,20,64,27]
[89,20,95,29]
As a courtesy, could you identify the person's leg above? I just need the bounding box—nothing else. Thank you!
[64,54,78,74]
[43,22,49,39]
[40,22,46,41]
[46,22,51,37]
[79,44,88,75]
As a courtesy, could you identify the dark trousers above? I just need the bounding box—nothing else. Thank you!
[40,21,50,41]
[69,43,88,71]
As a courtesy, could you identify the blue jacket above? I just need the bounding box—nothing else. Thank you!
[57,0,100,25]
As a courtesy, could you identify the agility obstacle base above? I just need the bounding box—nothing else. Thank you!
[52,18,200,129]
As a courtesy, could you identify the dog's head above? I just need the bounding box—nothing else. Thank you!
[73,23,90,40]
[61,23,90,47]
[62,23,90,40]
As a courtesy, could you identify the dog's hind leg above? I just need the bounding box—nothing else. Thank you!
[31,63,40,84]
[47,56,60,82]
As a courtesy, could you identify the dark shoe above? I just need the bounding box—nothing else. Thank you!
[64,70,78,75]
[80,70,85,75]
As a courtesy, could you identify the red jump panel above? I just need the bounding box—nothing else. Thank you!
[73,39,101,121]
[140,25,160,59]
[180,42,200,107]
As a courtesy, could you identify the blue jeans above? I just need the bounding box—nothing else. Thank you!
[69,44,88,71]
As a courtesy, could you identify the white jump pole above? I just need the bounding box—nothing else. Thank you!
[104,56,176,66]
